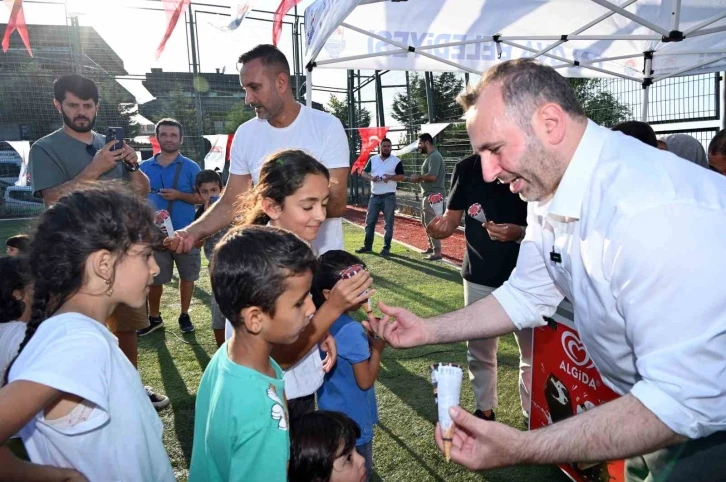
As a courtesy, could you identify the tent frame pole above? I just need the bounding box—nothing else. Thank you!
[641,52,653,122]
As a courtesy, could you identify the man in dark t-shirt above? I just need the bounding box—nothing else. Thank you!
[427,154,530,422]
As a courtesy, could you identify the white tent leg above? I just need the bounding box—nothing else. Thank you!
[306,69,313,108]
[641,55,653,122]
[641,83,650,122]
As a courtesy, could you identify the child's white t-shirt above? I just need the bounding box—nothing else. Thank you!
[0,321,26,382]
[8,312,175,482]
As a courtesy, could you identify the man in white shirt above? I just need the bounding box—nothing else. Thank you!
[169,44,350,254]
[168,44,349,416]
[356,138,404,256]
[366,59,726,480]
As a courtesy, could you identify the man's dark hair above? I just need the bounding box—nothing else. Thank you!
[418,133,434,145]
[709,129,726,156]
[238,44,290,77]
[5,234,29,253]
[457,59,586,131]
[611,121,658,148]
[211,226,317,328]
[155,118,184,140]
[381,138,391,144]
[53,74,99,104]
[195,169,223,190]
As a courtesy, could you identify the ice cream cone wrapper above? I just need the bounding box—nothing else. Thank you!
[467,203,487,223]
[443,424,455,462]
[430,363,463,462]
[428,193,445,216]
[154,210,175,237]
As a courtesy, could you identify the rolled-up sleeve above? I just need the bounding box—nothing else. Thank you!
[610,204,726,438]
[493,207,564,330]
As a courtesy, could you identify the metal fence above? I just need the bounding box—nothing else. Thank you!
[0,1,723,221]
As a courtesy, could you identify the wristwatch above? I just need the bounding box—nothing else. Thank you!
[123,159,139,172]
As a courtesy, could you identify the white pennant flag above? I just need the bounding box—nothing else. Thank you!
[203,135,228,172]
[212,0,256,31]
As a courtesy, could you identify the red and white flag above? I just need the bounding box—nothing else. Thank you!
[351,127,389,175]
[2,0,33,56]
[272,0,301,46]
[156,0,190,60]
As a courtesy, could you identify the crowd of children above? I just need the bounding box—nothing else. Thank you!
[0,149,386,481]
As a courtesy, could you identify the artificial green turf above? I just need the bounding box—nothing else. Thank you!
[139,223,569,482]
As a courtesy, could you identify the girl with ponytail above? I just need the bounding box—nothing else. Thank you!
[0,183,175,482]
[226,150,375,419]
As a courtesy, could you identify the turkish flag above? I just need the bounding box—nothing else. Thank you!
[2,0,33,56]
[351,127,389,175]
[156,0,190,60]
[272,0,301,46]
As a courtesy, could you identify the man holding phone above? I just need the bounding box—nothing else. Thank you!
[28,74,169,408]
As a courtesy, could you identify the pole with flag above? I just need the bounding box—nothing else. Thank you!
[156,0,190,60]
[2,0,33,56]
[351,127,389,175]
[272,0,302,46]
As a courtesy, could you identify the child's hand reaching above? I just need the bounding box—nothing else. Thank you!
[369,331,387,353]
[320,333,337,373]
[327,270,375,313]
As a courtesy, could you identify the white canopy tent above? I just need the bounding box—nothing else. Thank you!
[302,0,726,121]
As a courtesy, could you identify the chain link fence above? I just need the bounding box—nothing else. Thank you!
[1,3,723,221]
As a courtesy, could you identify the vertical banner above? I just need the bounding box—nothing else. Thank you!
[351,127,388,175]
[203,134,228,172]
[156,0,191,60]
[7,140,30,186]
[2,0,33,56]
[149,136,161,156]
[530,320,625,482]
[272,0,302,46]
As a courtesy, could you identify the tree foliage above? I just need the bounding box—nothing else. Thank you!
[326,94,371,129]
[569,78,631,127]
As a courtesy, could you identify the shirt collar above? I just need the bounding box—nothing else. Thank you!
[546,120,604,220]
[151,153,182,166]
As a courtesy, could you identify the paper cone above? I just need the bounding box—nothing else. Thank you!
[467,203,487,223]
[430,363,463,462]
[431,202,444,216]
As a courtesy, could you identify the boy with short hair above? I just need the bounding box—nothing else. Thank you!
[193,169,227,346]
[5,235,29,257]
[189,226,318,482]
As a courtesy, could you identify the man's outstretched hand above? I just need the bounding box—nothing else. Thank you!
[362,301,430,348]
[164,229,197,254]
[434,406,521,470]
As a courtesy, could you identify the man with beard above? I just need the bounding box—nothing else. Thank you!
[356,138,404,256]
[29,74,169,409]
[168,44,349,255]
[138,118,201,335]
[168,43,349,416]
[408,133,447,260]
[366,59,726,480]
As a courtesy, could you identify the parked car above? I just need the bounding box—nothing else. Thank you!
[1,185,44,217]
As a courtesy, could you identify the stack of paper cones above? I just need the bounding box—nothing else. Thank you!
[430,363,463,462]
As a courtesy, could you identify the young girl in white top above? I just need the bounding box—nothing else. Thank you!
[0,256,32,383]
[0,184,175,482]
[224,149,374,419]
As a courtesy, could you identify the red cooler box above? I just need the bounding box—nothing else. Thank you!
[529,309,625,482]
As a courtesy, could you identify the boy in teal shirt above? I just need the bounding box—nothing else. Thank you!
[189,226,318,481]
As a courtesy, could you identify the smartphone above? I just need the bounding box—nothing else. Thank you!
[105,127,124,152]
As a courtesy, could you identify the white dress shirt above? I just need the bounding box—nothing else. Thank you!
[493,120,726,439]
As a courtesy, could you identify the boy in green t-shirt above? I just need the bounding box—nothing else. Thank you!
[189,226,318,482]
